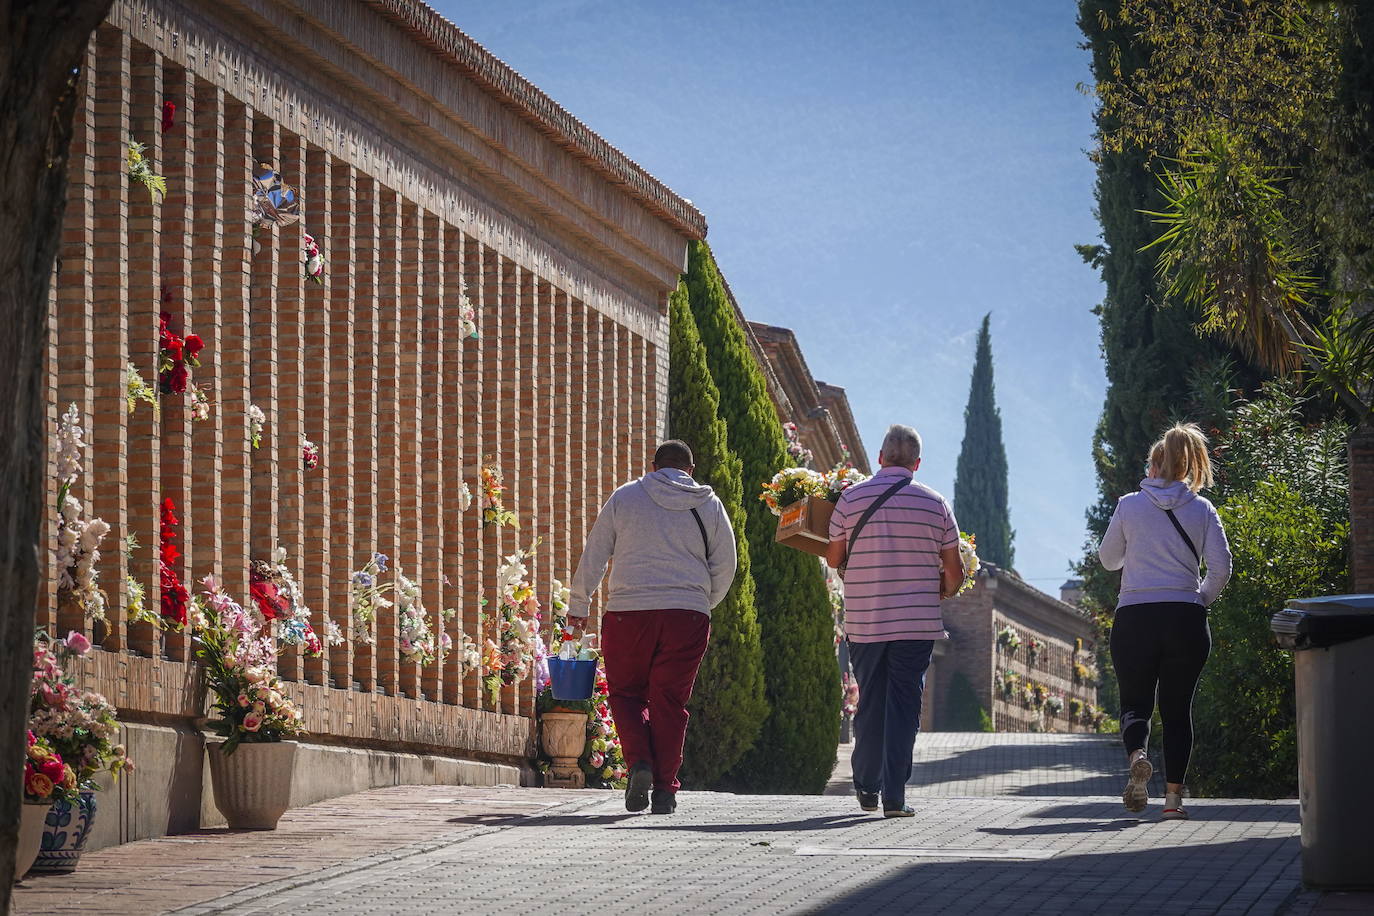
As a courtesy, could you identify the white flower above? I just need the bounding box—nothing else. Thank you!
[456,482,473,512]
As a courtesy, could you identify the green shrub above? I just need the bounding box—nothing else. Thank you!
[942,670,992,732]
[685,241,840,794]
[667,280,768,788]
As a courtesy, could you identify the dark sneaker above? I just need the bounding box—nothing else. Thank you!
[883,804,915,818]
[650,789,677,815]
[625,762,652,813]
[856,790,879,812]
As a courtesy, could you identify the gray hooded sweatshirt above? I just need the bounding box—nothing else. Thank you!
[1099,478,1232,609]
[569,468,738,618]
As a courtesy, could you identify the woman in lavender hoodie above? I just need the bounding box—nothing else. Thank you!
[1099,423,1232,820]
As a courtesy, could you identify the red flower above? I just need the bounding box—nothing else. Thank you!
[168,364,189,393]
[249,578,286,621]
[161,100,176,134]
[184,334,203,357]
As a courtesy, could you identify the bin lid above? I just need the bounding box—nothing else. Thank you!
[1273,594,1374,650]
[1284,594,1374,616]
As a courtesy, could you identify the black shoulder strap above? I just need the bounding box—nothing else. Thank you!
[848,479,909,552]
[1164,508,1199,562]
[689,507,709,558]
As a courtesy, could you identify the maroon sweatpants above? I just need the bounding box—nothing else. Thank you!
[600,609,711,794]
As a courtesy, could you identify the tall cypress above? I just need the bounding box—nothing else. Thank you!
[666,280,768,788]
[953,314,1014,569]
[684,241,840,795]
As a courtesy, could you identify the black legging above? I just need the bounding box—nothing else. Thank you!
[1110,601,1211,784]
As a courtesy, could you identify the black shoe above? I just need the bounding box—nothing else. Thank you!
[625,762,652,813]
[856,790,879,812]
[650,789,677,815]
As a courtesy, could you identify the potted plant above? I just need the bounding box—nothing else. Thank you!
[19,733,78,881]
[535,650,627,791]
[27,631,133,874]
[191,576,304,830]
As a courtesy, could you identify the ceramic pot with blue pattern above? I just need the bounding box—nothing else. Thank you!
[32,790,97,874]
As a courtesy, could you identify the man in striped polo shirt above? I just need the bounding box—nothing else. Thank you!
[826,424,963,818]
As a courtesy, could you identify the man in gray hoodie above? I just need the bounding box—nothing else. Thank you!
[568,440,737,815]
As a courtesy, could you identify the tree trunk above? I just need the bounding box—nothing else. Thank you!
[0,1,113,906]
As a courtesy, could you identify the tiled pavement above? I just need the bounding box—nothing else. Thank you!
[13,734,1369,915]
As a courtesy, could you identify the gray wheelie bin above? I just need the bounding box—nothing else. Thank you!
[1270,594,1374,889]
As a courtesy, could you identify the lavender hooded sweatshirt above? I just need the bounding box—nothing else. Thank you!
[1099,478,1232,609]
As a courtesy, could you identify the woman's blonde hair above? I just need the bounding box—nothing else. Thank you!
[1148,422,1214,492]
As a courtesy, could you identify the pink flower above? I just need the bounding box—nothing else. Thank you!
[64,630,92,655]
[242,713,263,732]
[589,751,605,768]
[237,693,250,707]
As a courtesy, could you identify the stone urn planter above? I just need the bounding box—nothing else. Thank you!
[15,803,51,881]
[206,740,297,829]
[540,711,588,789]
[31,790,97,874]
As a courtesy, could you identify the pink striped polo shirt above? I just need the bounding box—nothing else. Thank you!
[828,466,959,642]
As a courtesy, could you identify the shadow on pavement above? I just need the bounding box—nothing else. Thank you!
[804,835,1300,914]
[444,813,637,828]
[902,741,1163,797]
[615,814,872,834]
[1022,801,1299,823]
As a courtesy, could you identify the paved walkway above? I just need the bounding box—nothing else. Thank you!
[12,734,1369,915]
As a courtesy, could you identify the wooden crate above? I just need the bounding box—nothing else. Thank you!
[774,495,834,557]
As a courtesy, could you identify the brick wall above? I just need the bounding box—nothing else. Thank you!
[41,1,694,766]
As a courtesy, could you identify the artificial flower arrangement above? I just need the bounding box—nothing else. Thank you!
[25,732,78,806]
[1019,681,1034,706]
[1030,682,1048,708]
[250,547,338,656]
[1026,637,1044,665]
[958,532,981,594]
[456,481,473,512]
[996,625,1021,653]
[1069,698,1085,720]
[759,463,869,516]
[159,497,190,628]
[479,464,517,528]
[841,671,859,720]
[1045,693,1065,717]
[191,575,305,753]
[124,363,159,416]
[302,231,325,285]
[301,438,320,470]
[1000,668,1020,699]
[30,630,134,789]
[126,139,167,202]
[247,404,265,448]
[157,311,204,396]
[534,659,628,790]
[456,287,479,339]
[349,552,392,645]
[187,382,211,422]
[480,545,543,703]
[395,566,455,666]
[1073,660,1096,685]
[122,533,159,629]
[53,405,111,622]
[782,421,814,467]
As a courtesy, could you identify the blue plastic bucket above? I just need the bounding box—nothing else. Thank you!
[548,657,597,701]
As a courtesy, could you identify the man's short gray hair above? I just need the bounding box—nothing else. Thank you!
[881,424,922,467]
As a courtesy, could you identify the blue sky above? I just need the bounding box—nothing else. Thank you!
[433,1,1107,592]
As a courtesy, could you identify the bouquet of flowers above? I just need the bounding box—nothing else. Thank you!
[841,671,859,719]
[190,576,305,754]
[479,464,517,528]
[302,232,325,285]
[187,382,211,422]
[124,363,159,415]
[758,467,827,516]
[957,532,980,595]
[456,481,473,512]
[349,553,393,645]
[126,139,167,202]
[1027,637,1044,664]
[1045,693,1065,716]
[823,465,868,502]
[29,631,134,787]
[1000,669,1020,699]
[996,625,1021,653]
[157,311,204,395]
[481,545,542,702]
[301,438,320,471]
[159,497,190,628]
[53,405,111,622]
[1069,698,1085,719]
[25,732,78,805]
[1073,661,1096,685]
[395,567,455,666]
[457,291,479,339]
[247,405,265,448]
[250,547,334,655]
[783,421,814,467]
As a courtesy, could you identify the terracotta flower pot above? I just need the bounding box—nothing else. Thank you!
[206,740,297,830]
[31,790,97,874]
[15,802,51,881]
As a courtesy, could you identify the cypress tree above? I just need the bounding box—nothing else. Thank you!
[666,280,768,787]
[953,314,1014,570]
[684,241,840,795]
